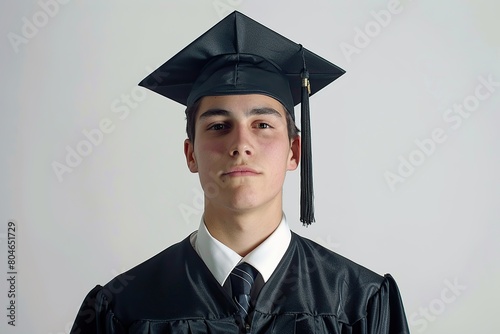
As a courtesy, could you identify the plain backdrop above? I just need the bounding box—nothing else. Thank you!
[1,0,499,333]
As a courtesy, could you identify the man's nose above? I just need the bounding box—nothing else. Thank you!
[229,125,254,157]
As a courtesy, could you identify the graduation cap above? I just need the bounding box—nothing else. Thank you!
[139,11,345,225]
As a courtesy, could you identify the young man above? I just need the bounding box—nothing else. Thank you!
[71,11,410,334]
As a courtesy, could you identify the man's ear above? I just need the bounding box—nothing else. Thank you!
[287,135,300,171]
[184,139,198,173]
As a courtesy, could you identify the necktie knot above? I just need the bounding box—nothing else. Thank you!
[230,263,258,319]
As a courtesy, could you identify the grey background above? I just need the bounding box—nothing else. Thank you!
[1,0,499,333]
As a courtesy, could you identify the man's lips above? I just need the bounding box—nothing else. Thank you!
[222,166,260,177]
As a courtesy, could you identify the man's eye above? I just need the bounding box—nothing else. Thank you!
[257,123,271,129]
[209,123,227,131]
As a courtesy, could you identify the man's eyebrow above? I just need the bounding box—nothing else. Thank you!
[198,109,230,119]
[246,107,283,118]
[198,107,283,119]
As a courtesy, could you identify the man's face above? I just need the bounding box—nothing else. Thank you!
[184,94,300,214]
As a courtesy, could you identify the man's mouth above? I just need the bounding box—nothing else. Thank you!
[222,166,259,177]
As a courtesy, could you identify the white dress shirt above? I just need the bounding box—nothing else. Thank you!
[190,214,292,287]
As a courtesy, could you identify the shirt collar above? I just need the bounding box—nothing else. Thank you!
[191,214,291,286]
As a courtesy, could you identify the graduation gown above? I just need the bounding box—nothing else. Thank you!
[70,232,409,333]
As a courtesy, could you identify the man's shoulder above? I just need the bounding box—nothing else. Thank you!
[127,235,191,273]
[291,232,385,286]
[101,235,193,296]
[257,232,390,322]
[84,233,241,326]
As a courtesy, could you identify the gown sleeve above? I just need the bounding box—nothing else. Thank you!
[365,274,410,334]
[70,285,125,334]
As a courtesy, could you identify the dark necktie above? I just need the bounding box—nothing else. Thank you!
[230,262,258,321]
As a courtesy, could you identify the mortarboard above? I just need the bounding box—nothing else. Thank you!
[139,11,345,225]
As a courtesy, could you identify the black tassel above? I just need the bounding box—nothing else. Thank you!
[300,68,315,226]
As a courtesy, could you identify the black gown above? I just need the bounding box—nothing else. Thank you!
[70,232,410,333]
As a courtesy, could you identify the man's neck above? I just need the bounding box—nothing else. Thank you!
[203,201,283,257]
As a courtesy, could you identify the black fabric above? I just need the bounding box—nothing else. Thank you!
[138,11,345,118]
[70,233,410,333]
